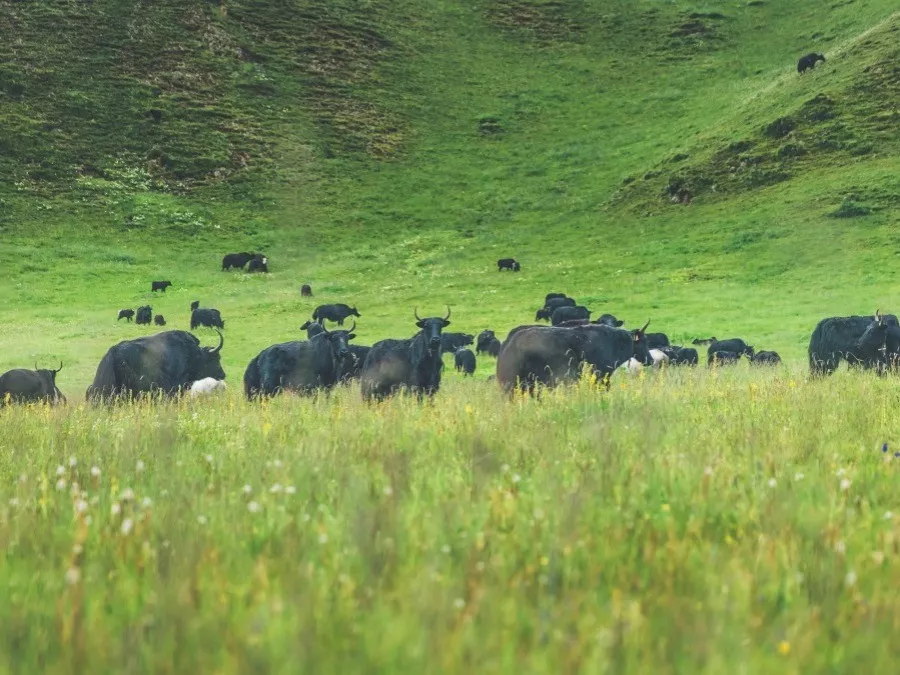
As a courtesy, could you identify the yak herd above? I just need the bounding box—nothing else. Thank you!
[1,249,897,406]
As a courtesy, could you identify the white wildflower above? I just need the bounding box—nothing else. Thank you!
[72,544,83,555]
[318,532,328,544]
[453,598,466,610]
[111,503,122,516]
[197,515,207,525]
[55,478,67,491]
[120,518,134,536]
[885,511,894,520]
[136,460,145,472]
[141,497,152,509]
[204,454,213,464]
[768,478,777,488]
[383,486,393,496]
[794,472,805,482]
[872,551,885,565]
[270,483,283,494]
[65,567,81,585]
[835,540,846,555]
[75,499,88,514]
[704,466,713,477]
[840,478,851,491]
[56,465,65,476]
[285,485,296,495]
[119,488,135,502]
[441,545,451,554]
[247,501,262,513]
[845,570,857,587]
[8,497,19,507]
[512,474,521,484]
[68,456,77,468]
[91,466,101,478]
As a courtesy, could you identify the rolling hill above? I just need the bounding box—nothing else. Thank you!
[1,0,899,390]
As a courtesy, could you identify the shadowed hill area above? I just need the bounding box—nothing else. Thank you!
[1,0,899,390]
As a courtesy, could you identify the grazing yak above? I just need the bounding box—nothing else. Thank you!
[301,284,313,297]
[151,280,172,293]
[455,348,476,375]
[476,330,502,357]
[708,350,741,366]
[497,258,520,271]
[222,252,256,271]
[496,321,652,394]
[440,332,474,354]
[117,309,135,322]
[247,255,269,273]
[190,300,200,311]
[551,305,590,326]
[751,350,782,366]
[300,320,326,339]
[191,308,225,330]
[361,308,452,401]
[244,323,356,398]
[708,338,754,359]
[808,312,893,375]
[338,344,371,383]
[660,346,699,366]
[154,315,167,326]
[136,306,152,325]
[797,52,825,74]
[190,378,227,397]
[312,303,361,326]
[86,330,225,401]
[536,296,576,321]
[0,363,66,406]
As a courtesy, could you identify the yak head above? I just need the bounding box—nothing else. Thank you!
[857,310,895,361]
[595,313,624,328]
[349,307,361,318]
[415,307,451,352]
[535,307,553,322]
[301,320,326,338]
[321,321,356,361]
[198,330,226,380]
[35,362,65,404]
[631,320,653,366]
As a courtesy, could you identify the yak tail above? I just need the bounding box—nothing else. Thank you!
[86,350,118,403]
[244,355,262,400]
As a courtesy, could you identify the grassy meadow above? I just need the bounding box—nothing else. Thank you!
[2,0,900,671]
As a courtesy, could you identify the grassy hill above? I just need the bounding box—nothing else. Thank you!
[1,0,899,390]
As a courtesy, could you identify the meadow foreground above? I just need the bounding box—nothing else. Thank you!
[3,368,900,673]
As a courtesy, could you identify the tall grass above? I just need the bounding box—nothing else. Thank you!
[3,368,900,672]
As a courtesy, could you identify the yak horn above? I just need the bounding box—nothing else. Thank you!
[444,305,452,321]
[212,330,224,354]
[347,320,356,333]
[55,361,63,374]
[640,320,651,333]
[414,307,422,322]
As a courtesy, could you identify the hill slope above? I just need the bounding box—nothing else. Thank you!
[1,0,899,391]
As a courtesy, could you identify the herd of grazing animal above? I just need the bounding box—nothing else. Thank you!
[6,242,900,406]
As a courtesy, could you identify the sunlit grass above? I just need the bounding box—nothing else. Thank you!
[3,368,900,671]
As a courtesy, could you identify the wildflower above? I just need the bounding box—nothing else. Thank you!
[18,473,27,483]
[141,497,152,509]
[704,466,713,477]
[834,540,846,555]
[197,515,208,525]
[476,561,486,572]
[318,532,328,544]
[441,545,451,554]
[119,488,135,502]
[120,518,134,536]
[885,511,894,520]
[661,504,671,512]
[840,478,851,491]
[872,551,885,565]
[533,508,544,520]
[8,498,19,507]
[75,499,88,513]
[512,474,521,484]
[72,544,83,555]
[836,468,846,477]
[56,465,65,476]
[91,466,101,478]
[768,478,777,488]
[285,485,296,495]
[65,567,81,585]
[111,503,122,516]
[501,464,510,473]
[204,454,213,464]
[794,472,805,482]
[55,479,67,491]
[270,483,283,494]
[383,486,393,496]
[273,459,283,469]
[242,485,252,495]
[777,641,791,656]
[136,460,145,472]
[68,456,77,468]
[248,501,262,513]
[845,570,857,587]
[453,598,466,610]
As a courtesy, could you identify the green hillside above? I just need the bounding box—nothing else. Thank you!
[1,0,899,390]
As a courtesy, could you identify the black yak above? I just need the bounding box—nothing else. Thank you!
[151,280,172,293]
[300,320,326,339]
[751,350,782,365]
[244,323,356,398]
[497,258,520,271]
[247,255,269,273]
[191,308,225,330]
[135,306,152,325]
[361,308,451,400]
[301,284,313,297]
[0,363,65,406]
[312,304,361,326]
[551,305,590,326]
[117,309,135,322]
[154,315,167,326]
[809,312,888,375]
[86,331,225,401]
[797,52,825,74]
[454,349,476,375]
[496,321,652,394]
[222,252,256,271]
